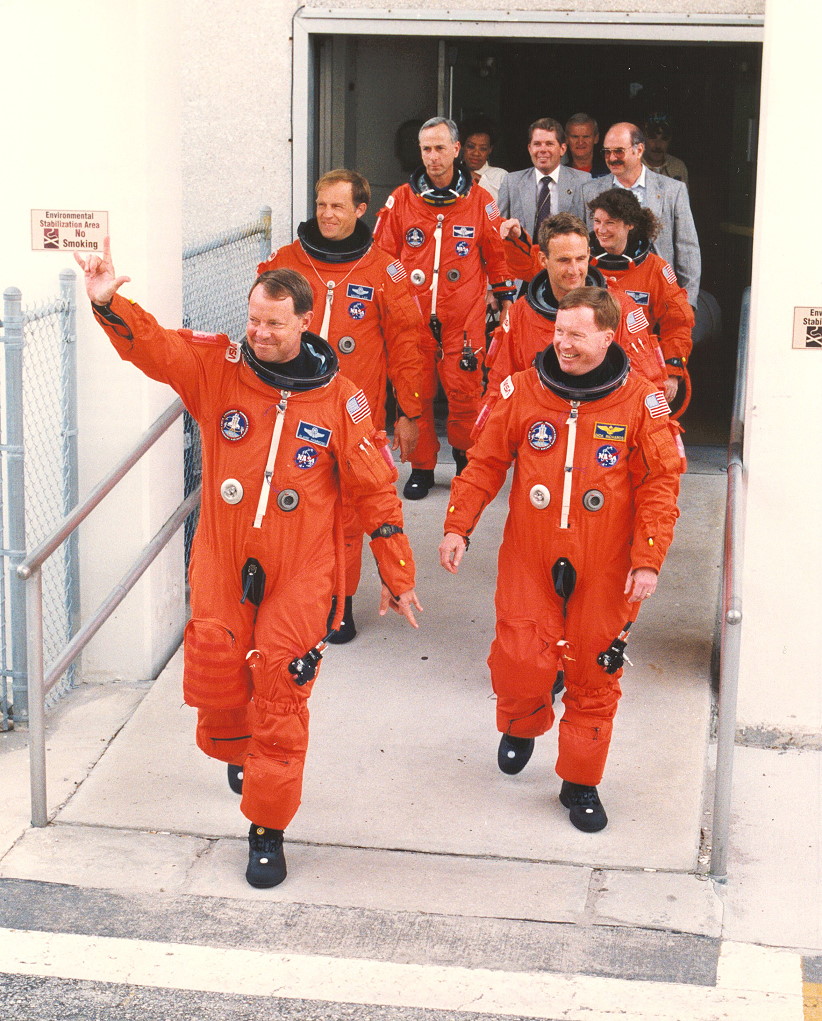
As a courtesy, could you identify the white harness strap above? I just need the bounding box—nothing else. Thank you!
[253,391,291,529]
[429,214,445,318]
[560,403,579,530]
[318,282,335,340]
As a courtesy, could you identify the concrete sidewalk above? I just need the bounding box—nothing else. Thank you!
[1,452,819,966]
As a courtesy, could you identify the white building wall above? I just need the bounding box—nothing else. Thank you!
[1,1,184,683]
[738,0,822,739]
[181,0,295,246]
[305,0,763,12]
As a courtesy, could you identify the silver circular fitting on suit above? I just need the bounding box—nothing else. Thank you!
[446,268,460,282]
[410,268,426,286]
[220,478,243,504]
[338,335,356,354]
[529,484,551,509]
[583,489,605,512]
[277,488,299,512]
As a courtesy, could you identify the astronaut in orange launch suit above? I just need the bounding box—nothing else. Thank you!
[76,240,421,888]
[374,116,516,498]
[258,168,426,643]
[439,287,679,832]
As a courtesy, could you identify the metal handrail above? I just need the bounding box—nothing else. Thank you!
[709,287,749,882]
[17,398,198,827]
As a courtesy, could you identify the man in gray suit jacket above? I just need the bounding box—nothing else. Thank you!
[499,117,590,238]
[582,122,701,306]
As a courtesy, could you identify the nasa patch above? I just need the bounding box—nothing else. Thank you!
[346,283,374,301]
[455,240,471,257]
[220,409,250,441]
[296,420,331,447]
[405,227,425,248]
[596,444,620,468]
[348,301,367,320]
[295,445,319,470]
[528,421,557,450]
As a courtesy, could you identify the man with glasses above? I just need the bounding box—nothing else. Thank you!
[582,122,701,307]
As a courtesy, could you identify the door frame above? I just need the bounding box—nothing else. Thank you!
[291,7,764,228]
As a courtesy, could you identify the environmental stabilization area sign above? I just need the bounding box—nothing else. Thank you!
[31,210,109,253]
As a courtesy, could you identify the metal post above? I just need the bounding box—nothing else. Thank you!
[2,286,28,720]
[709,288,750,882]
[59,269,81,684]
[0,301,7,729]
[259,206,272,264]
[26,566,47,826]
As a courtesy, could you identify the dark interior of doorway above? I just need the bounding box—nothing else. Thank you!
[447,37,760,447]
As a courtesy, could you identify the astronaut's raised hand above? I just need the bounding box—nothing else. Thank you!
[379,584,423,628]
[73,236,131,306]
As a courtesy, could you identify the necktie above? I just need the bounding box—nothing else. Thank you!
[535,175,552,238]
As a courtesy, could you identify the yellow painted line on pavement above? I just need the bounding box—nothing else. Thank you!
[0,927,806,1021]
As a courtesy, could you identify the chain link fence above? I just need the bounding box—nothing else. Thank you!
[1,272,79,726]
[181,207,272,555]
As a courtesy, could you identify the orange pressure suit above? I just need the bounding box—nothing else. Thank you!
[444,344,680,785]
[589,237,694,383]
[258,218,425,597]
[92,295,415,831]
[374,163,515,465]
[477,266,667,433]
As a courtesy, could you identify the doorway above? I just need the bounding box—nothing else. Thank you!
[311,32,761,446]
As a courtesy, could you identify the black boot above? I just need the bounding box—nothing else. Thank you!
[559,781,608,832]
[227,763,243,795]
[452,448,468,476]
[497,734,535,775]
[403,468,435,500]
[327,595,357,645]
[246,823,287,888]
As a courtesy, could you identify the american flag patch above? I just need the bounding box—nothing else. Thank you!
[485,200,500,221]
[645,391,671,418]
[386,259,407,282]
[662,262,678,286]
[346,389,371,424]
[626,308,649,334]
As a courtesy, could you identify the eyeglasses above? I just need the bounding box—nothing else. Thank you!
[601,147,635,158]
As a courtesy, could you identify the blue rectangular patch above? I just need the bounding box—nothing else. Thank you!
[296,420,332,447]
[625,290,650,306]
[452,225,475,239]
[593,422,627,442]
[346,283,374,301]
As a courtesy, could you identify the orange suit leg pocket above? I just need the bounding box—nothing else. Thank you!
[183,617,252,709]
[489,618,560,700]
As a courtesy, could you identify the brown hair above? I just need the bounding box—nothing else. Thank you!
[315,168,371,208]
[249,269,314,316]
[558,286,620,333]
[537,212,590,255]
[528,117,566,145]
